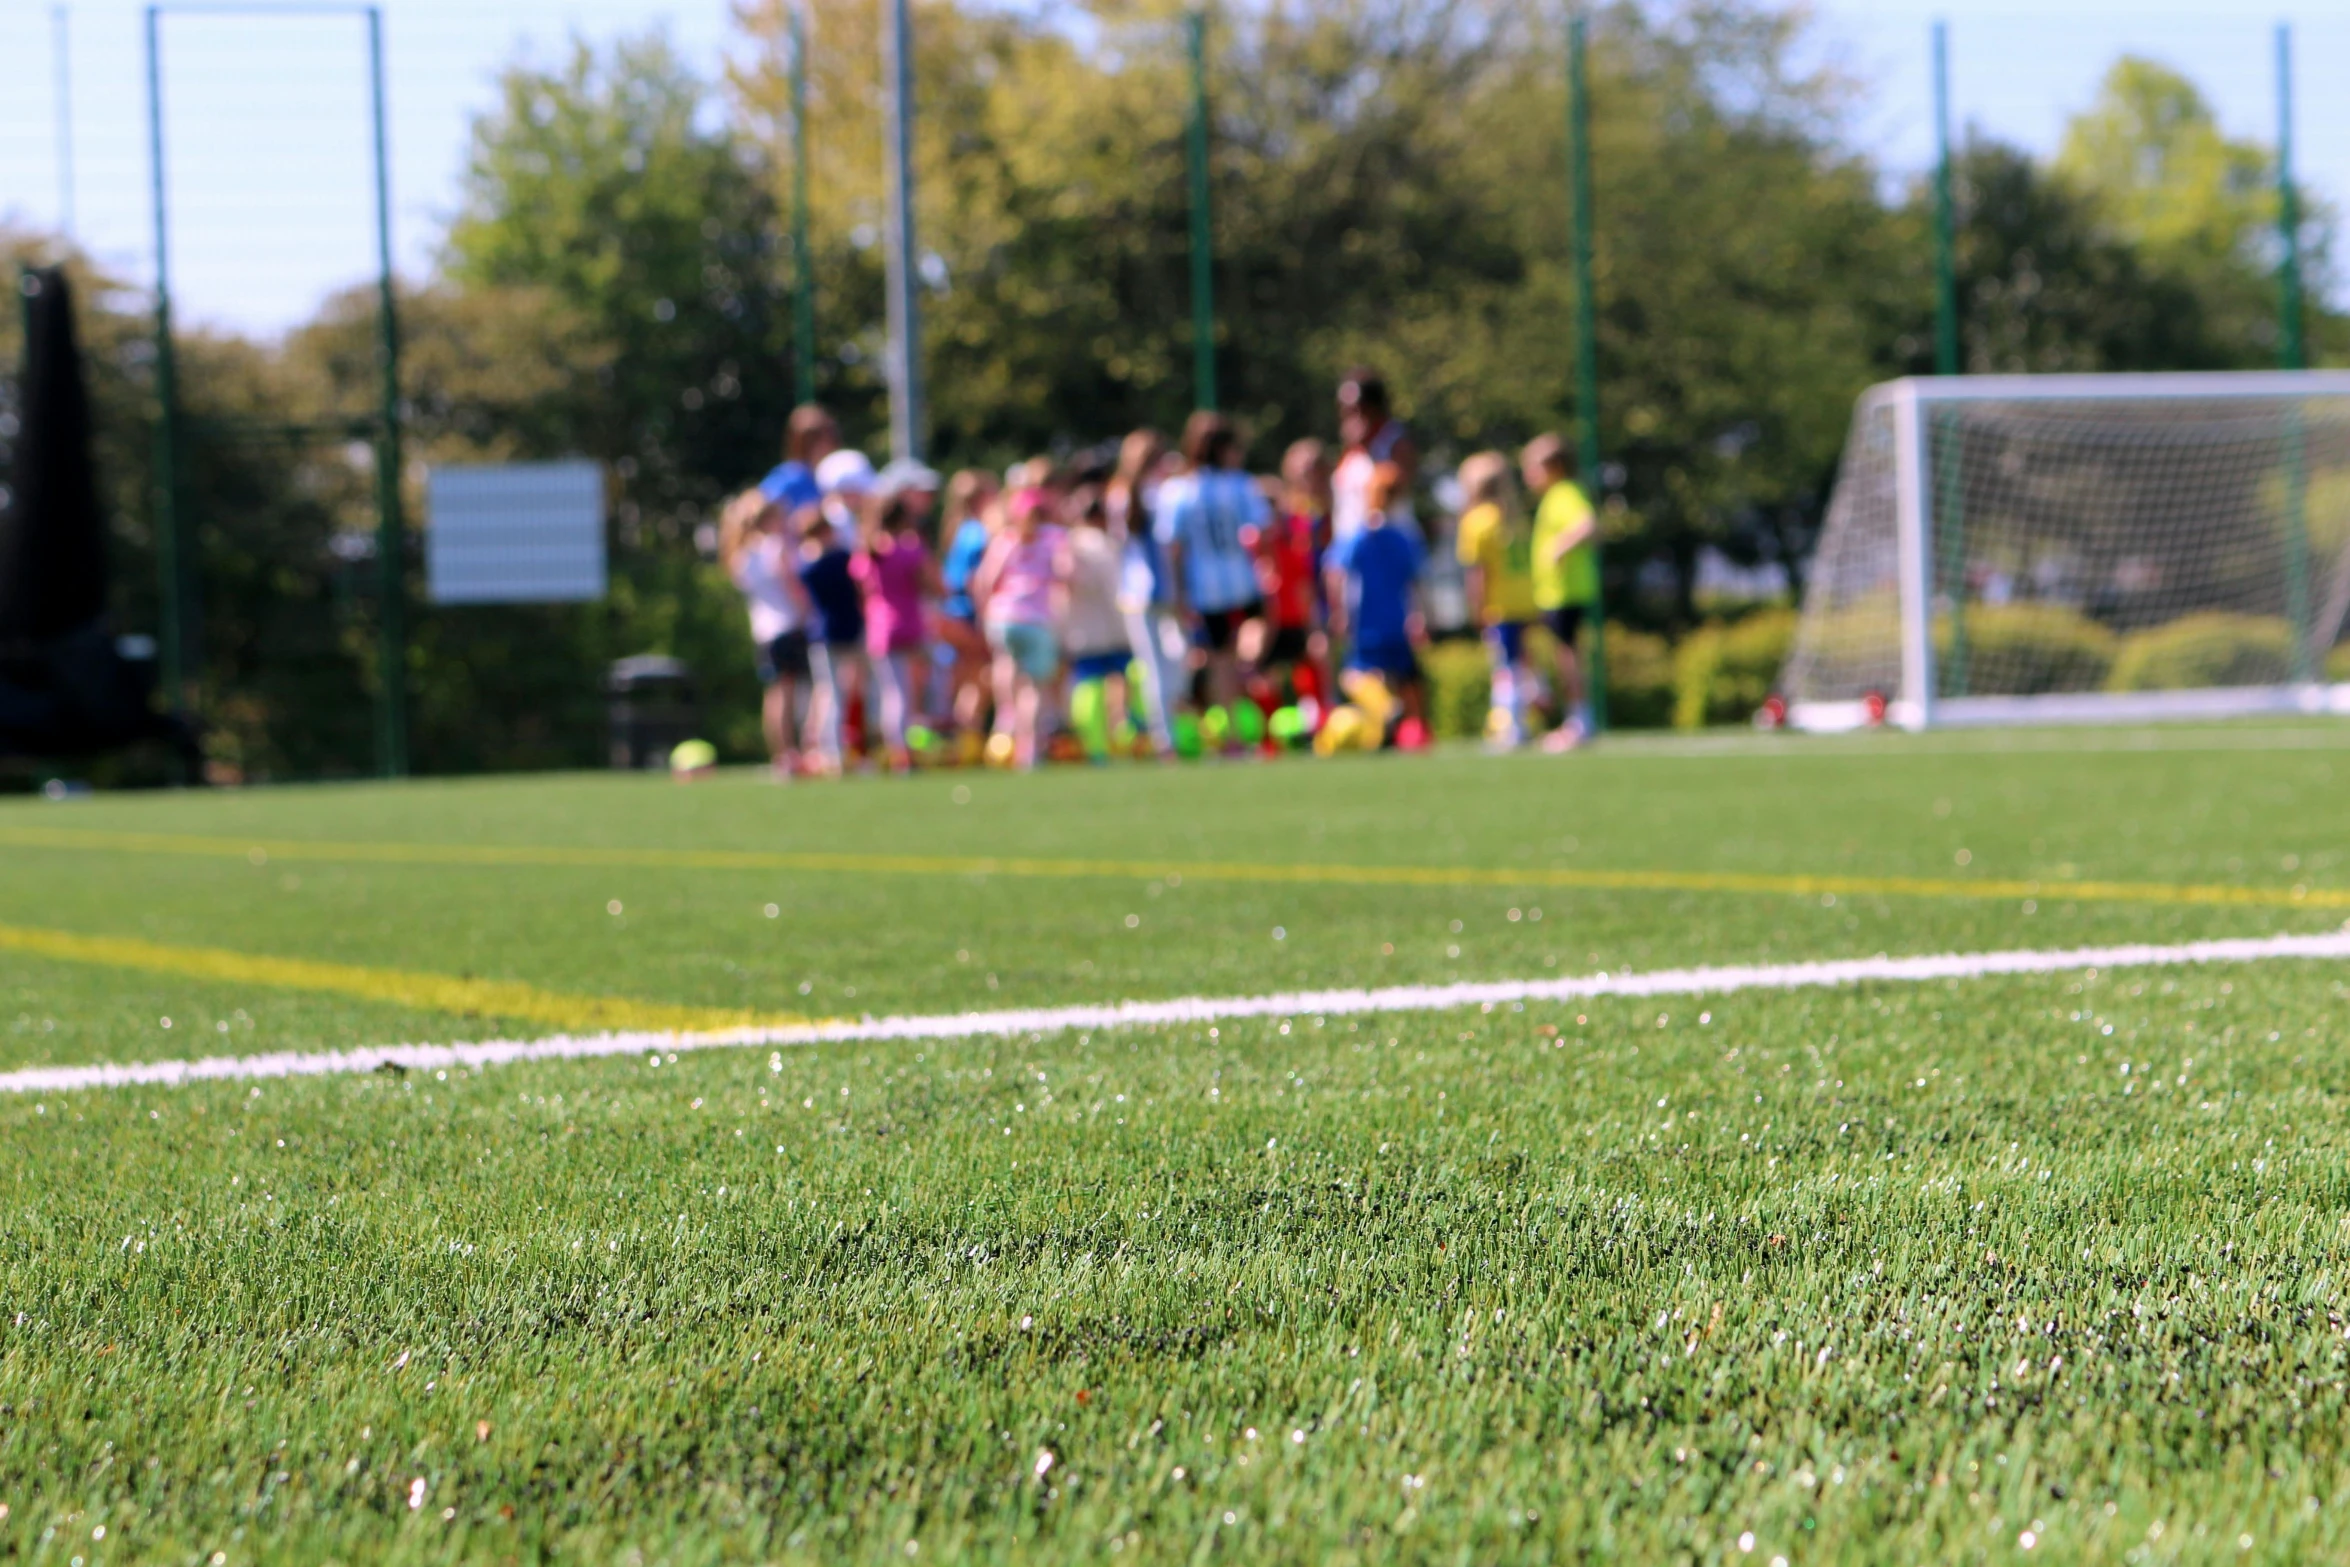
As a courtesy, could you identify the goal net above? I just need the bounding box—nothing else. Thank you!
[1783,373,2350,729]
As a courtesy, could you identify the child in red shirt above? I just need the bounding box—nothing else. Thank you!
[1251,511,1316,664]
[1246,439,1334,710]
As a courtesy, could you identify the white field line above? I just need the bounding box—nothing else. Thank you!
[7,930,2349,1097]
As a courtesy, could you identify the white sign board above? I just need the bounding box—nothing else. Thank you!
[426,460,607,604]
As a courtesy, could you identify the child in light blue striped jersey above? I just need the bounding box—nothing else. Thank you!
[1155,411,1269,739]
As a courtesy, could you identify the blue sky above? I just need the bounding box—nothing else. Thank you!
[0,1,2342,337]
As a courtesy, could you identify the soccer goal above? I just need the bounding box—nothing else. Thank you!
[1782,372,2350,730]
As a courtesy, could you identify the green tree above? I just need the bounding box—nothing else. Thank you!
[2059,58,2272,269]
[1497,5,1913,617]
[445,33,801,530]
[285,281,649,774]
[729,0,1914,621]
[26,15,2350,776]
[1941,139,2251,374]
[394,34,809,767]
[2056,57,2310,364]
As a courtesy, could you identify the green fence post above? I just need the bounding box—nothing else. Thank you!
[1933,409,1968,697]
[2277,23,2306,376]
[1186,8,1217,413]
[789,0,816,407]
[881,0,923,461]
[2276,22,2314,683]
[144,5,187,715]
[1930,23,1967,696]
[1931,21,1959,379]
[367,6,408,776]
[1568,11,1606,734]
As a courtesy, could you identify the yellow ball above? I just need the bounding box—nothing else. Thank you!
[1314,705,1370,756]
[1339,669,1396,728]
[984,732,1018,769]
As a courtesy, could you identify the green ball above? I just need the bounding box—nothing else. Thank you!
[1233,701,1266,745]
[668,738,717,774]
[1069,680,1111,756]
[906,724,938,753]
[1173,713,1203,758]
[1200,706,1231,747]
[1268,705,1306,741]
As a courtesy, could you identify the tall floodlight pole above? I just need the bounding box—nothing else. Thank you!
[366,6,408,776]
[789,0,816,407]
[144,6,187,713]
[54,7,75,236]
[1931,20,1959,377]
[1567,12,1607,734]
[882,0,923,462]
[1185,8,1217,412]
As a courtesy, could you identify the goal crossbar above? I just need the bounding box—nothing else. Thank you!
[1898,371,2350,404]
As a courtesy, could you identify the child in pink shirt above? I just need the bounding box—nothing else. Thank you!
[851,491,937,770]
[971,488,1069,770]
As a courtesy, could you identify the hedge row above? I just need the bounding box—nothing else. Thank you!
[1420,624,1674,739]
[1422,606,2350,738]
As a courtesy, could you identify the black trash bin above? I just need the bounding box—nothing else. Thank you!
[606,655,698,770]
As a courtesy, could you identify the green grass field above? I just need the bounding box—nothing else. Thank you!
[6,727,2350,1564]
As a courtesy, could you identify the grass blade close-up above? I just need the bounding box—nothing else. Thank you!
[5,726,2350,1564]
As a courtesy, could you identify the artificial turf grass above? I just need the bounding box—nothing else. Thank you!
[0,836,2338,1072]
[10,721,2350,892]
[7,962,2350,1564]
[3,721,2349,1043]
[0,949,595,1072]
[4,784,2350,1052]
[6,727,2350,1562]
[4,836,2347,1057]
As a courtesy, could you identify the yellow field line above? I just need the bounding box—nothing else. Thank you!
[0,923,790,1035]
[3,823,2346,913]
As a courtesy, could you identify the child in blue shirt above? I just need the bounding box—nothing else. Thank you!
[1326,464,1428,744]
[796,513,869,773]
[1155,412,1269,732]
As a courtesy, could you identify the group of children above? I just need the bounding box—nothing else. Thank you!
[718,374,1602,776]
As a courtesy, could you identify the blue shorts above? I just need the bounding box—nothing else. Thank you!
[1347,640,1420,681]
[1069,650,1130,683]
[1485,621,1530,665]
[989,619,1061,682]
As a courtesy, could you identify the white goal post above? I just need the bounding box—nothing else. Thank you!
[1783,372,2350,731]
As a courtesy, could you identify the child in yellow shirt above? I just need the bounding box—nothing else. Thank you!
[1454,451,1539,748]
[1523,433,1598,751]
